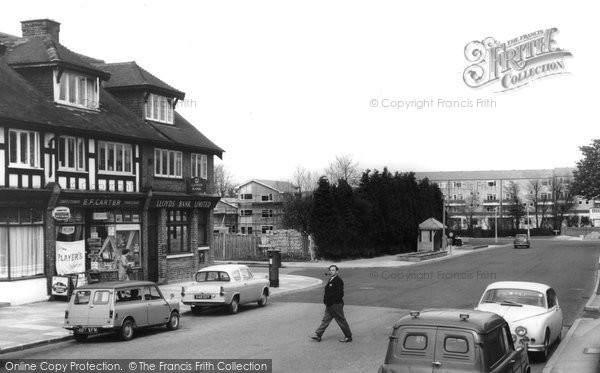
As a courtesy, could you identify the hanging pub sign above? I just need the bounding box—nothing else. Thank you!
[52,206,71,222]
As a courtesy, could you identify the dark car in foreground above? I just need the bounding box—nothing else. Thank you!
[379,309,530,373]
[514,234,530,248]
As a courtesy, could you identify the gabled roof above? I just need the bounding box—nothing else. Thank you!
[97,61,184,99]
[3,34,110,80]
[0,58,169,143]
[148,112,223,157]
[237,179,298,193]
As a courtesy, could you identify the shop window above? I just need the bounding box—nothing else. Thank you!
[167,210,190,253]
[0,208,44,280]
[88,210,141,272]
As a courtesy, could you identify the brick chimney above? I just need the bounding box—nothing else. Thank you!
[21,19,60,42]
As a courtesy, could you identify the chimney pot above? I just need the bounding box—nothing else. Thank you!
[21,19,61,42]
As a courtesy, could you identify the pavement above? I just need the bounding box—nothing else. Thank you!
[1,240,599,373]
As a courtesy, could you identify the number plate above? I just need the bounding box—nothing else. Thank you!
[77,327,98,333]
[195,294,212,300]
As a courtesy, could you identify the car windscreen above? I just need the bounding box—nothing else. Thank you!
[196,271,231,282]
[482,288,545,307]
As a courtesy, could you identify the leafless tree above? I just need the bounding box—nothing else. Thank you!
[462,193,480,232]
[292,166,319,194]
[528,180,542,228]
[324,154,361,186]
[214,164,236,197]
[551,178,576,230]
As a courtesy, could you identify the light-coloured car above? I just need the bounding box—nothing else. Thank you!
[379,309,530,373]
[181,264,270,314]
[64,281,180,342]
[475,281,563,361]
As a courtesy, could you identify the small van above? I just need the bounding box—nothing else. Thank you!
[64,281,180,341]
[379,309,530,373]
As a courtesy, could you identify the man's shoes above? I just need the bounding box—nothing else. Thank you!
[309,334,321,342]
[339,337,353,343]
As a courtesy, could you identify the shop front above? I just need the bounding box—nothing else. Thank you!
[53,192,145,286]
[148,193,219,283]
[0,189,51,305]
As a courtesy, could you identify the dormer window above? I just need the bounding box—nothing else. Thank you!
[145,94,174,124]
[54,70,99,110]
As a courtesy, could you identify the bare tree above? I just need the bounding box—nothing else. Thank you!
[462,193,480,232]
[551,178,576,230]
[528,180,542,228]
[292,166,319,194]
[214,164,236,197]
[506,181,525,229]
[324,154,361,186]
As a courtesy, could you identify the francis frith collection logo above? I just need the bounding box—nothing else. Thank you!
[463,28,572,92]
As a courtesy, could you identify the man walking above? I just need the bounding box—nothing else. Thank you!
[310,265,352,342]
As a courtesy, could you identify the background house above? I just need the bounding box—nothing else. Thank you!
[415,168,595,231]
[236,179,299,234]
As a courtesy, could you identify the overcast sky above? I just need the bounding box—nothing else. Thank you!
[2,1,597,184]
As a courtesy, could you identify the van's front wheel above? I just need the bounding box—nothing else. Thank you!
[120,319,134,341]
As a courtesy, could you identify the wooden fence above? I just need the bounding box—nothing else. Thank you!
[212,232,311,261]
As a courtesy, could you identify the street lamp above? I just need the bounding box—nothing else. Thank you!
[442,194,446,250]
[526,207,531,239]
[495,206,498,244]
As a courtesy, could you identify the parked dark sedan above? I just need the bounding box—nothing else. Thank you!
[513,234,530,248]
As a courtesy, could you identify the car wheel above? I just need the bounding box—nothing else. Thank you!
[229,297,239,314]
[539,330,550,361]
[166,312,180,330]
[120,319,134,341]
[74,333,87,342]
[257,291,268,307]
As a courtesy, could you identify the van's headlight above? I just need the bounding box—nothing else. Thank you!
[515,326,527,337]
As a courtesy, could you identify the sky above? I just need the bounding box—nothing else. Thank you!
[2,1,598,184]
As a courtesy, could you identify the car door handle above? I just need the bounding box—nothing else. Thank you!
[432,361,442,367]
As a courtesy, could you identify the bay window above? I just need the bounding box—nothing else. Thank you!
[98,141,133,174]
[9,129,39,168]
[154,149,182,178]
[59,136,86,171]
[145,94,174,124]
[191,153,207,179]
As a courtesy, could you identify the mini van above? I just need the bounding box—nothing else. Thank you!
[379,309,530,373]
[64,281,180,341]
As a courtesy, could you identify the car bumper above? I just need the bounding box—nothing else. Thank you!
[182,299,227,306]
[64,325,116,334]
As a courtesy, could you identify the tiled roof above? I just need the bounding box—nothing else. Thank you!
[237,179,298,193]
[148,112,223,157]
[0,58,169,143]
[419,218,445,230]
[4,35,110,79]
[97,62,184,99]
[415,168,575,182]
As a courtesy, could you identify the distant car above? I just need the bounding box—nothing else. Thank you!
[64,281,180,342]
[181,264,270,314]
[379,309,530,373]
[514,234,530,248]
[475,281,563,361]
